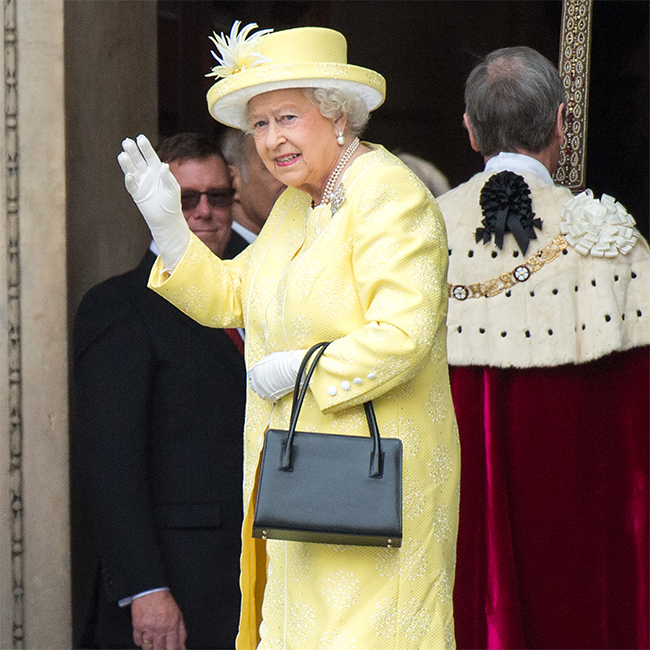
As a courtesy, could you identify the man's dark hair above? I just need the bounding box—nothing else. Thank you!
[464,46,566,157]
[156,132,226,165]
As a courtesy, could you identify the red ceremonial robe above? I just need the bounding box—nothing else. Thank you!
[450,347,649,650]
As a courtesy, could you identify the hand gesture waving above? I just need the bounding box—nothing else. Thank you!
[118,134,190,270]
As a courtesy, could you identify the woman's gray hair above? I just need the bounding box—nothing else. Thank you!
[303,87,370,136]
[244,86,370,137]
[464,46,566,156]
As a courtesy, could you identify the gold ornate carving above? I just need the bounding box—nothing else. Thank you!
[554,0,593,192]
[4,0,24,646]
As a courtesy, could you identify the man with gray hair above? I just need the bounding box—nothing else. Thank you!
[439,47,649,650]
[220,128,285,244]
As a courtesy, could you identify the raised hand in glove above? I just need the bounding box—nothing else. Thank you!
[117,134,190,271]
[248,350,306,402]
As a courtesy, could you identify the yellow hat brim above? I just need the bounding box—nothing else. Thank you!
[207,62,386,130]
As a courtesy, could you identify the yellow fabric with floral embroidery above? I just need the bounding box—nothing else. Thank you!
[149,145,460,649]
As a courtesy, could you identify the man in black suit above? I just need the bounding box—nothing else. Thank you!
[72,133,247,650]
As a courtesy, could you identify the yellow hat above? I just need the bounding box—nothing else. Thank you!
[206,22,386,129]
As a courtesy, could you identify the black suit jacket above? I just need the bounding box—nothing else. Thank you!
[222,229,248,260]
[72,248,246,649]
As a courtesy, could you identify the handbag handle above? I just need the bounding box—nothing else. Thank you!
[280,341,383,478]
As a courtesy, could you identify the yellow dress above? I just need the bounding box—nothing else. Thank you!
[150,145,460,649]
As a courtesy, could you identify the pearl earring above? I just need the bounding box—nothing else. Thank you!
[336,131,345,146]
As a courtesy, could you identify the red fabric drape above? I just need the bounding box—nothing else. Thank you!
[450,347,649,650]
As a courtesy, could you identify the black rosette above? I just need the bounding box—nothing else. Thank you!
[476,171,543,254]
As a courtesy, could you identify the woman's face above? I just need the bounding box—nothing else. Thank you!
[248,88,342,201]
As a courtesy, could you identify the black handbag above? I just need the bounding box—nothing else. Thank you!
[252,341,402,547]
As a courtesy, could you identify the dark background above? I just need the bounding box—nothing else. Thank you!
[158,0,649,239]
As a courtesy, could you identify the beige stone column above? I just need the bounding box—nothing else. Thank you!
[0,0,157,647]
[20,0,70,642]
[0,0,70,647]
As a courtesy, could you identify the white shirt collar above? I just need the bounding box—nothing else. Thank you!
[149,240,159,256]
[484,152,554,186]
[231,220,257,244]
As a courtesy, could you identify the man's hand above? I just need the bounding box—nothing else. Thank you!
[132,590,187,650]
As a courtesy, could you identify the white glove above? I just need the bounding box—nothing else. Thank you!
[117,134,190,271]
[248,350,306,402]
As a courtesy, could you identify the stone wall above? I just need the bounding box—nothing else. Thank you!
[0,1,157,647]
[0,1,69,646]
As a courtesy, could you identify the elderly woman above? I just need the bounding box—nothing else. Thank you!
[119,23,459,650]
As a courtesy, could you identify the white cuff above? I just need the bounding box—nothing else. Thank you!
[118,586,169,608]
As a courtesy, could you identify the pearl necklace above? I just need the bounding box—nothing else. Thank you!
[319,137,360,206]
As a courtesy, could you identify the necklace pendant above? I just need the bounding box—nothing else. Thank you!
[329,184,345,215]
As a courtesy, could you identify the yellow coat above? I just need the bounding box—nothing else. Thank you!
[150,145,460,649]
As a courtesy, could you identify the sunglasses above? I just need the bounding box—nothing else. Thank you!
[180,188,235,210]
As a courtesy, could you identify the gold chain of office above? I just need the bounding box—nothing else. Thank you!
[448,234,569,300]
